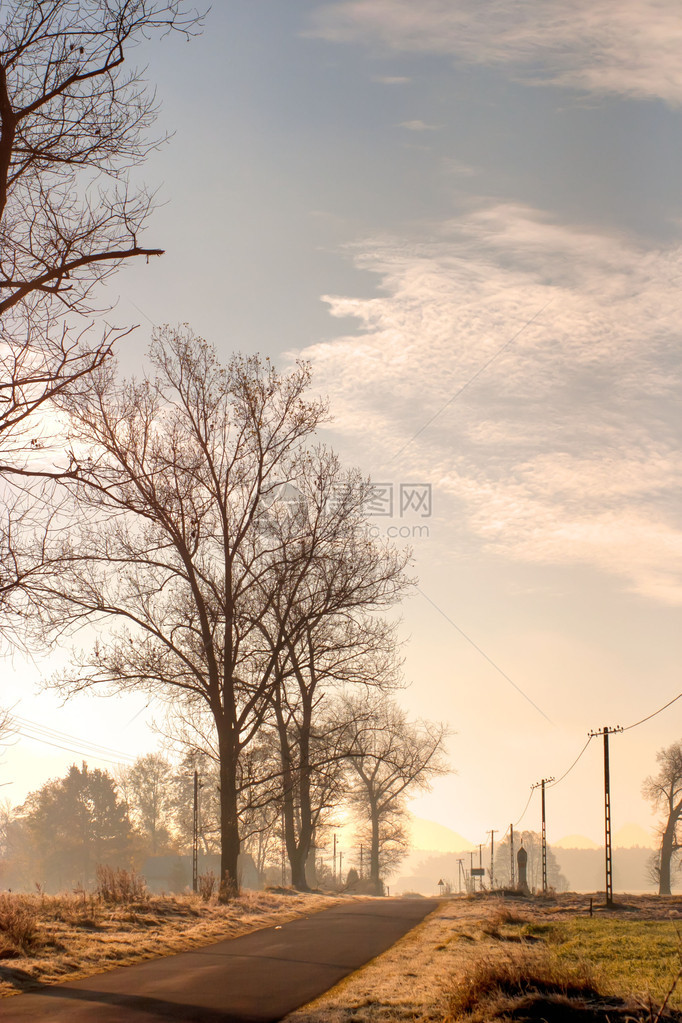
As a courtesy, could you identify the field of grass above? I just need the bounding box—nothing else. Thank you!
[525,916,682,1007]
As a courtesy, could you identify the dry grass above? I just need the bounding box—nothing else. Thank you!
[282,894,682,1023]
[442,950,682,1022]
[444,953,604,1021]
[0,887,342,999]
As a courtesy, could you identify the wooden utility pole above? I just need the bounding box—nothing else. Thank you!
[532,778,554,894]
[590,725,623,907]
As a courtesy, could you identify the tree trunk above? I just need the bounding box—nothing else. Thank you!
[369,802,383,895]
[289,842,309,890]
[291,715,314,891]
[279,733,303,889]
[275,699,314,891]
[659,823,676,895]
[306,837,318,888]
[218,732,241,899]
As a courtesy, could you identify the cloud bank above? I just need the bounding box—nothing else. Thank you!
[296,205,682,602]
[311,0,682,104]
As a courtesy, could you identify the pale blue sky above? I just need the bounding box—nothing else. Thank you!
[5,1,682,862]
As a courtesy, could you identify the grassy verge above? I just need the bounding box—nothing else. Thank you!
[539,917,682,1008]
[0,888,343,998]
[284,895,682,1023]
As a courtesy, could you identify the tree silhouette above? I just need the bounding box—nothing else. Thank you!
[643,741,682,895]
[20,762,133,889]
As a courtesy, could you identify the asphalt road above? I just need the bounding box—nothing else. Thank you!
[1,898,438,1022]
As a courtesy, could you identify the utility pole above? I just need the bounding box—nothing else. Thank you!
[510,824,515,887]
[192,769,200,893]
[487,830,497,890]
[333,833,337,883]
[469,850,474,893]
[457,858,464,893]
[479,843,483,891]
[339,850,343,882]
[532,778,554,894]
[590,725,623,907]
[360,844,363,879]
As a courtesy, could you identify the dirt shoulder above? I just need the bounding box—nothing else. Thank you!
[282,892,682,1023]
[0,888,345,999]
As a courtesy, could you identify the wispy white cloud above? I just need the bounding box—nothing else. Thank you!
[398,119,442,131]
[310,0,682,104]
[295,205,682,602]
[373,75,411,84]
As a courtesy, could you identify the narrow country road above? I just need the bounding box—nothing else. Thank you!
[1,898,438,1022]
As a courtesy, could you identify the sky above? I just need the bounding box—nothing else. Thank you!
[3,0,682,862]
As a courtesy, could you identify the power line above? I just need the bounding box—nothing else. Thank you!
[9,715,136,765]
[12,731,129,765]
[623,691,682,731]
[547,736,593,788]
[417,587,553,723]
[13,715,135,759]
[514,786,535,827]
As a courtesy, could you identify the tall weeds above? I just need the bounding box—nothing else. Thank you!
[0,893,39,953]
[95,866,147,904]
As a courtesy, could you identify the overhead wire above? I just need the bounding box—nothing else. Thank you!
[417,588,553,724]
[547,736,593,788]
[513,786,535,828]
[501,690,681,851]
[10,715,136,765]
[622,691,682,731]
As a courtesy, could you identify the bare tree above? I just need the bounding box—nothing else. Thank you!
[26,329,327,894]
[342,695,450,894]
[643,741,682,895]
[256,452,410,890]
[117,752,176,854]
[0,0,202,464]
[170,751,221,855]
[0,1,202,622]
[164,704,282,862]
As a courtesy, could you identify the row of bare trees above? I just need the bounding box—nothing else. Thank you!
[11,332,447,893]
[1,694,447,893]
[1,3,448,897]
